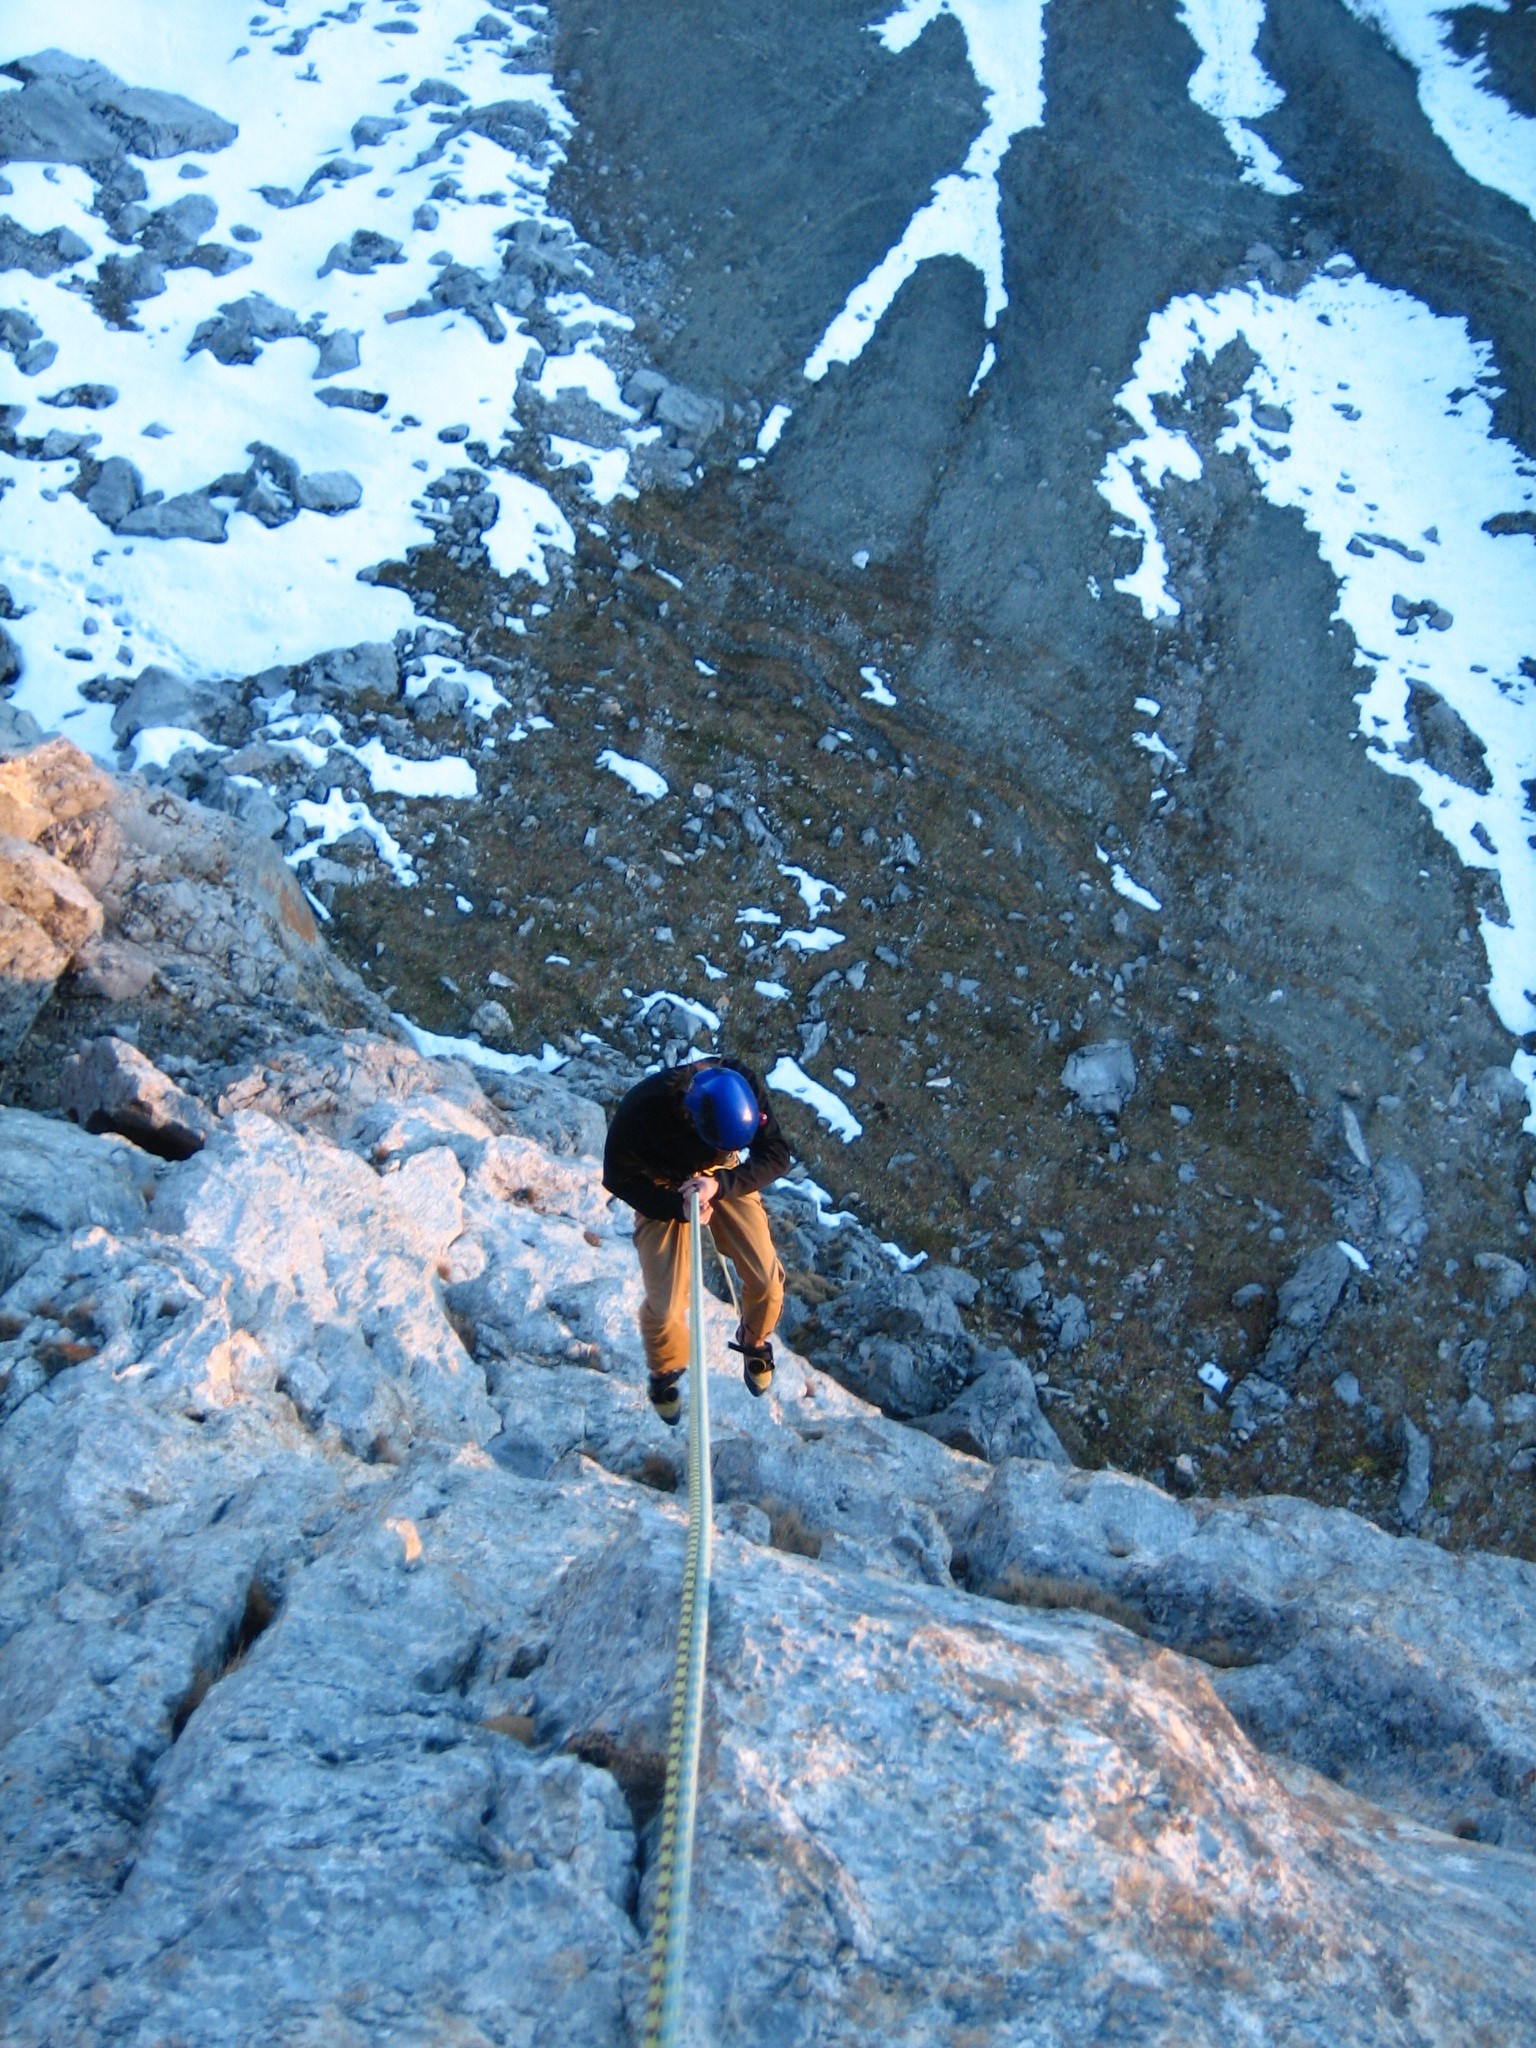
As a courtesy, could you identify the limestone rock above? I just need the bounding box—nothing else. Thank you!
[1473,1250,1530,1312]
[110,666,228,746]
[1372,1153,1426,1246]
[913,1351,1069,1466]
[3,1032,1534,2041]
[0,50,237,163]
[0,739,385,1057]
[1399,1416,1432,1528]
[0,1105,148,1288]
[480,1065,606,1157]
[0,900,69,1059]
[61,1035,216,1159]
[0,737,115,830]
[1060,1037,1136,1115]
[1261,1241,1352,1377]
[0,830,103,952]
[967,1458,1536,1849]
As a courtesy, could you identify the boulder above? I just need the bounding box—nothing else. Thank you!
[67,934,156,1001]
[0,216,92,277]
[116,488,228,542]
[0,831,103,952]
[317,229,404,278]
[620,366,669,415]
[999,1258,1047,1312]
[1473,1251,1529,1312]
[305,642,398,699]
[820,1270,965,1347]
[295,469,362,514]
[1372,1153,1426,1245]
[0,1104,148,1289]
[40,382,118,410]
[913,1351,1069,1466]
[111,667,227,746]
[0,739,383,1052]
[480,1068,606,1158]
[468,998,515,1049]
[187,293,304,368]
[831,1330,972,1417]
[1229,1372,1290,1435]
[1061,1037,1136,1115]
[0,737,115,828]
[652,382,724,446]
[61,1035,216,1159]
[1260,1242,1352,1377]
[84,454,143,528]
[0,50,237,161]
[1398,1418,1432,1528]
[311,330,361,381]
[0,900,70,1059]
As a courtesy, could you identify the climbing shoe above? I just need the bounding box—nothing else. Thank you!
[648,1371,683,1426]
[729,1326,775,1399]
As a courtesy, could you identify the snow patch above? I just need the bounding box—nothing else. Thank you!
[1177,0,1301,194]
[767,1056,863,1144]
[1103,265,1536,1105]
[803,0,1048,384]
[1343,0,1536,223]
[597,749,668,800]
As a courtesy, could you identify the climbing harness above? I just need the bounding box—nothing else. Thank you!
[640,1189,715,2048]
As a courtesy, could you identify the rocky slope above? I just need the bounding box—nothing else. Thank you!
[3,743,1535,2043]
[3,0,1534,1557]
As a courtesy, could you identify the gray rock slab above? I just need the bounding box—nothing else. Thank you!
[2,1002,1534,2040]
[0,1104,148,1289]
[0,50,236,164]
[913,1351,1069,1466]
[967,1457,1536,1850]
[116,488,228,542]
[61,1035,216,1160]
[111,666,227,745]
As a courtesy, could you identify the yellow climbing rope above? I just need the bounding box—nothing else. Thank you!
[640,1188,715,2048]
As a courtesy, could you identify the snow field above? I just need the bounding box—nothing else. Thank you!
[1101,266,1536,1111]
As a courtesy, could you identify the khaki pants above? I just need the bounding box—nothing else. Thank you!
[633,1192,785,1380]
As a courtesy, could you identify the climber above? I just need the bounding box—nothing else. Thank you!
[602,1057,790,1423]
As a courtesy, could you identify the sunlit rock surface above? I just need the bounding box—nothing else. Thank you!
[2,1024,1533,2044]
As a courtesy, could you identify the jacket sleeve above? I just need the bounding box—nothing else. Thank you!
[602,1096,687,1221]
[712,1073,791,1202]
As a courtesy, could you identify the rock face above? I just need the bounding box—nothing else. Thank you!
[3,1025,1535,2042]
[967,1459,1536,1851]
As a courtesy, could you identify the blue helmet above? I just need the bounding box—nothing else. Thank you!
[684,1065,760,1150]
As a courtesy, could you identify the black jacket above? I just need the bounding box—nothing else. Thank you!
[602,1058,791,1222]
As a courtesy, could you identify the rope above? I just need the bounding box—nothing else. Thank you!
[640,1189,714,2048]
